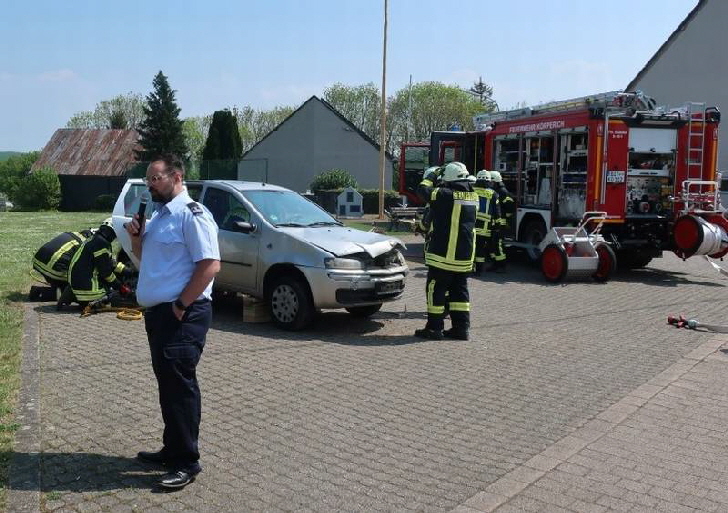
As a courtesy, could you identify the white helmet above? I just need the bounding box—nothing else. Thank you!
[424,166,441,176]
[101,217,113,228]
[476,169,491,181]
[489,170,503,183]
[441,161,469,182]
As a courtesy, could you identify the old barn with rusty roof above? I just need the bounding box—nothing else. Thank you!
[32,128,142,210]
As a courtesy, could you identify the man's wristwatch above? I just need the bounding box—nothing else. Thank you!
[174,299,188,310]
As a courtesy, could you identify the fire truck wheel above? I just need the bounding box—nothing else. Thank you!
[522,219,547,262]
[593,243,616,282]
[541,244,568,283]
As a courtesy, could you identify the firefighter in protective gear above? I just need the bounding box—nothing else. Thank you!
[414,161,478,341]
[487,170,514,272]
[62,218,129,306]
[473,170,500,275]
[32,229,96,291]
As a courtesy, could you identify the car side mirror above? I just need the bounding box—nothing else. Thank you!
[234,221,256,233]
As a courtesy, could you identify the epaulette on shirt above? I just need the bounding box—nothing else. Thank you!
[187,202,204,216]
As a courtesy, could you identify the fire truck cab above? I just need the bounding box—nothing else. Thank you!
[399,91,721,267]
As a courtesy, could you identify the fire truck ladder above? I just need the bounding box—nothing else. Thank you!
[686,102,707,181]
[474,90,656,127]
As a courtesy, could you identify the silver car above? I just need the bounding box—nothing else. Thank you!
[113,179,408,330]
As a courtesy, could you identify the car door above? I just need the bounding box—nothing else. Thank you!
[201,185,259,294]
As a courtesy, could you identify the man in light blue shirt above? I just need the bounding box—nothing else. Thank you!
[125,154,220,489]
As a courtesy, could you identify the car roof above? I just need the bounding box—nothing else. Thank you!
[207,180,291,193]
[126,178,292,193]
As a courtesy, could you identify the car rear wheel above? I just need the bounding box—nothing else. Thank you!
[345,304,383,318]
[268,275,314,330]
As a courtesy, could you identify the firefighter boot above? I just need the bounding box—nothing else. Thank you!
[56,286,75,311]
[414,328,444,340]
[443,327,470,341]
[486,261,506,273]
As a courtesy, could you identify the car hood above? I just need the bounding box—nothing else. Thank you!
[279,226,405,258]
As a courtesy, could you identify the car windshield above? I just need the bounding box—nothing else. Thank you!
[242,190,340,227]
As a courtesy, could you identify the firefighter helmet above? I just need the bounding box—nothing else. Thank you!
[476,169,491,181]
[98,218,116,242]
[441,161,469,182]
[489,170,503,183]
[424,166,441,176]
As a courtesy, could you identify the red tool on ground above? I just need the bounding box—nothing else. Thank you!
[667,314,728,333]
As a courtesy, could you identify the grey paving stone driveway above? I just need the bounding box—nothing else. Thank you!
[9,243,728,512]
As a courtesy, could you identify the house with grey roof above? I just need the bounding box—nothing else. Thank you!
[626,0,727,172]
[237,96,394,192]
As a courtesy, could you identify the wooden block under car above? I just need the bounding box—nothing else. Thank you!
[242,295,271,323]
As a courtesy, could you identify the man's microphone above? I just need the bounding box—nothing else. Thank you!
[126,191,151,235]
[137,190,151,230]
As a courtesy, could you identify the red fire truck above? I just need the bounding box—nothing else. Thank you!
[399,91,723,267]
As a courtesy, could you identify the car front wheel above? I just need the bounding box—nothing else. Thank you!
[268,276,314,330]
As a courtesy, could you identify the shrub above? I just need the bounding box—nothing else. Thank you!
[0,151,40,201]
[359,189,400,214]
[94,194,116,211]
[310,169,358,192]
[14,167,61,210]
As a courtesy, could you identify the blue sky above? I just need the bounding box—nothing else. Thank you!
[1,0,698,151]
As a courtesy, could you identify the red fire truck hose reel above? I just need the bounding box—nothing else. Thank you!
[672,213,728,259]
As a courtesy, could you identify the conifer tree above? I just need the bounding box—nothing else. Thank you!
[136,71,189,161]
[202,110,242,160]
[200,109,243,179]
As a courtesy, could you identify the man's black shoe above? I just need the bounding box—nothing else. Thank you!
[414,328,444,340]
[158,469,197,489]
[443,328,469,341]
[137,450,168,466]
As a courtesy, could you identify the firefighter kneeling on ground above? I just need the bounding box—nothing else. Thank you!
[473,170,500,275]
[58,218,132,308]
[31,228,96,298]
[414,162,478,341]
[486,170,514,273]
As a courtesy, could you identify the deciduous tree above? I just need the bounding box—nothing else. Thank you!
[323,83,381,142]
[386,81,487,151]
[0,151,40,202]
[66,92,145,130]
[235,105,295,152]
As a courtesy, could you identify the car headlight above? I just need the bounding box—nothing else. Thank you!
[324,257,364,270]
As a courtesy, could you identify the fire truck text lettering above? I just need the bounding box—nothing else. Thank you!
[507,120,566,134]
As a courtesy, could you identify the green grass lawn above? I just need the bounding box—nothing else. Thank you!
[0,211,107,509]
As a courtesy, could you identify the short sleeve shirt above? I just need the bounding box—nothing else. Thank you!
[136,190,220,307]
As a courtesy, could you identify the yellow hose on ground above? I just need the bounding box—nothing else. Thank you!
[80,306,144,320]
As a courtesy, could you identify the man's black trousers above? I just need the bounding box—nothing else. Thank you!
[144,300,211,471]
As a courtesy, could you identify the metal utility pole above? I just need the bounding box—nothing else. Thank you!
[406,74,412,142]
[378,0,388,219]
